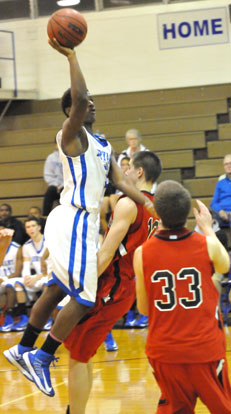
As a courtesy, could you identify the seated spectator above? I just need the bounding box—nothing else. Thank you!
[120,155,130,172]
[117,132,157,194]
[210,154,231,227]
[218,173,226,181]
[13,216,49,332]
[28,206,46,234]
[42,141,64,217]
[195,211,229,250]
[117,129,148,167]
[0,228,23,332]
[195,214,229,295]
[0,203,27,245]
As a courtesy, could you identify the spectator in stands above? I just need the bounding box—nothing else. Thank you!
[118,131,157,196]
[195,216,229,295]
[28,206,46,234]
[117,129,148,167]
[13,216,50,332]
[42,140,63,217]
[195,212,229,251]
[120,155,130,172]
[210,154,231,227]
[0,227,23,332]
[0,203,27,246]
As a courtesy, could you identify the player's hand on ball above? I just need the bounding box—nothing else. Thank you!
[48,38,75,58]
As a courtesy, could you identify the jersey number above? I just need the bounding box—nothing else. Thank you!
[151,268,202,311]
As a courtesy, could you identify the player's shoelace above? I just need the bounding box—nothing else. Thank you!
[34,354,59,371]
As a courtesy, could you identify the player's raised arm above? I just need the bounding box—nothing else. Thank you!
[193,199,230,274]
[48,39,88,157]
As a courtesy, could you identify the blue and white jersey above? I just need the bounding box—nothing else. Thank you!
[0,241,20,277]
[22,236,46,276]
[57,127,112,214]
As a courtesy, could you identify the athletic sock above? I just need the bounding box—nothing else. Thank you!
[16,303,27,316]
[41,332,62,355]
[6,307,15,316]
[20,323,42,348]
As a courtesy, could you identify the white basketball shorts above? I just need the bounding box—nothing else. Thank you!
[45,204,98,307]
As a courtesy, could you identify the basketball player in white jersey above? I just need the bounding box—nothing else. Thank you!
[4,38,155,397]
[1,217,48,332]
[0,240,21,279]
[0,227,15,328]
[18,216,47,299]
[0,237,22,332]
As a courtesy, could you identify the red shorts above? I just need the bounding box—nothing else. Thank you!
[64,273,136,362]
[149,358,231,414]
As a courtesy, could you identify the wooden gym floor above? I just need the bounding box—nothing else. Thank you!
[0,327,230,414]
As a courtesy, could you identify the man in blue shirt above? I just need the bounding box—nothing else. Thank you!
[210,154,231,227]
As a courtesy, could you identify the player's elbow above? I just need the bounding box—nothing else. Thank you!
[216,251,230,275]
[79,93,89,108]
[216,262,230,275]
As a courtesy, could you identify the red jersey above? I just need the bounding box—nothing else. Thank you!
[104,191,158,281]
[142,228,226,363]
[64,192,158,362]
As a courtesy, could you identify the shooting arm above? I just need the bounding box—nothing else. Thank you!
[48,39,88,157]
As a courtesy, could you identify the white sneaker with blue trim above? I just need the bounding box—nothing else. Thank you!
[3,344,34,381]
[23,349,58,397]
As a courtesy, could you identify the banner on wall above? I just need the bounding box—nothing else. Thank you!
[157,7,229,50]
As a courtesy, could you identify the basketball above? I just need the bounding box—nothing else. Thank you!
[47,8,87,49]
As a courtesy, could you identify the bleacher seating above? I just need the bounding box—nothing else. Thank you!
[0,83,231,225]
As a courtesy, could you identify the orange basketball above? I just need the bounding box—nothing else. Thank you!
[47,8,87,49]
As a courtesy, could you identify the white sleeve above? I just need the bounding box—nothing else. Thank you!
[22,260,31,277]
